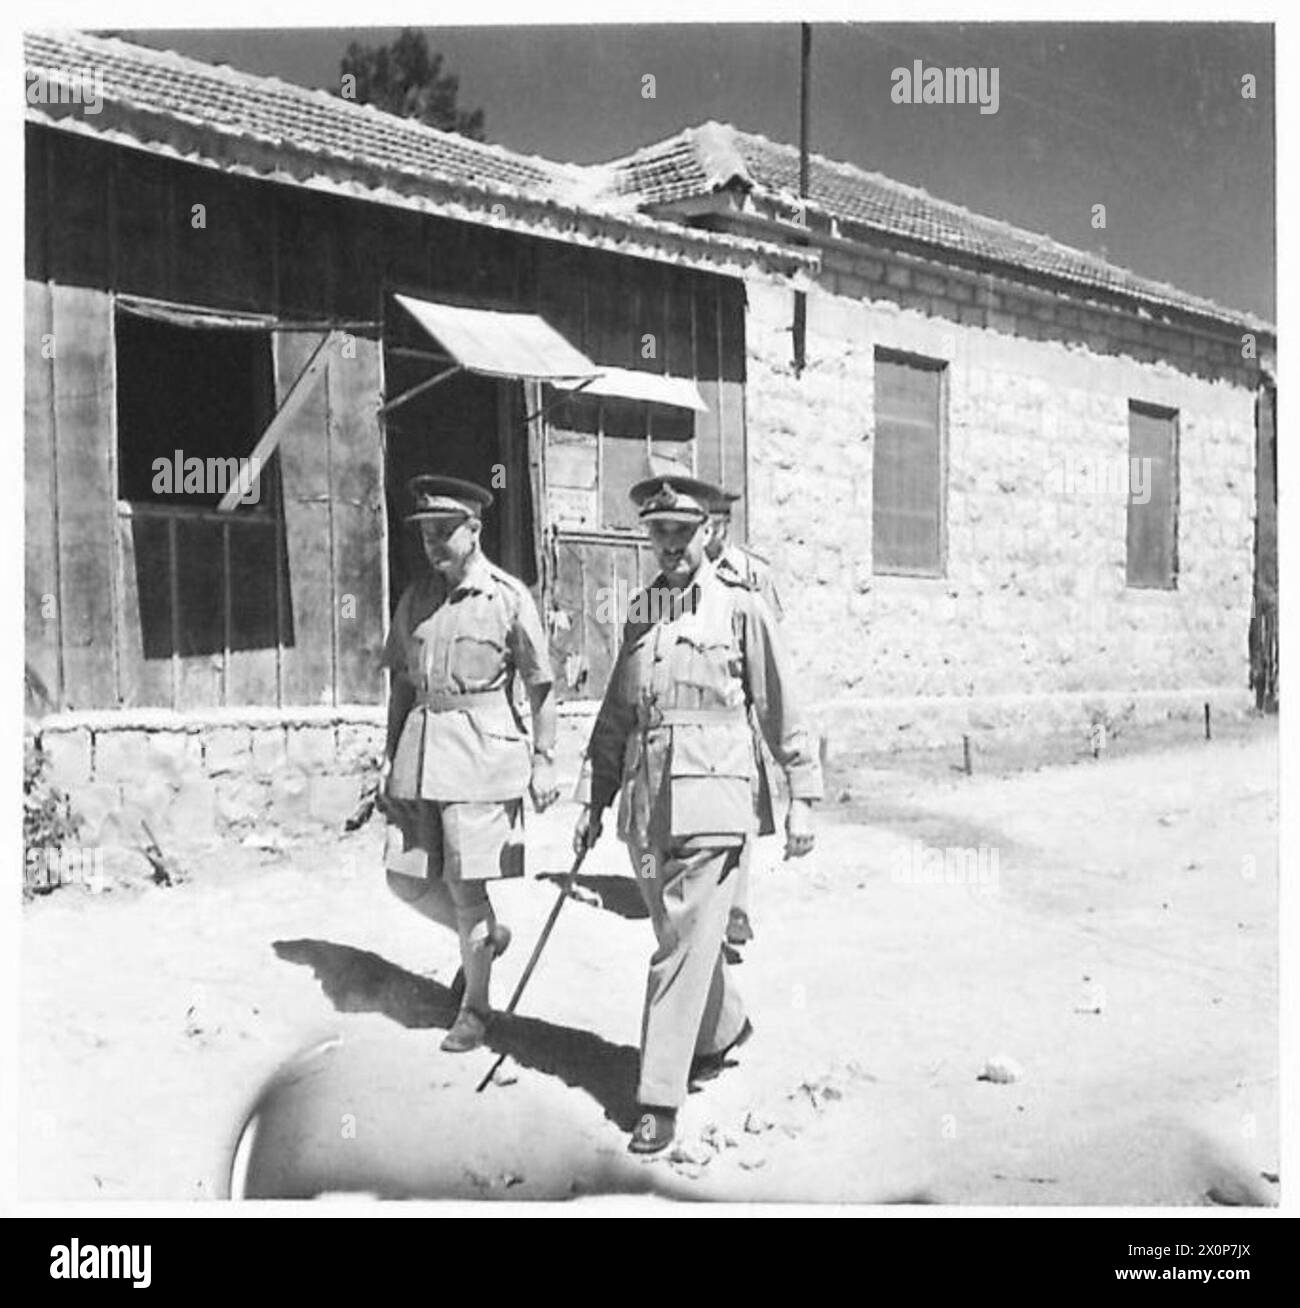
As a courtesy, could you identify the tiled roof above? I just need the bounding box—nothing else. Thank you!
[24,29,585,203]
[603,122,1271,332]
[23,32,818,279]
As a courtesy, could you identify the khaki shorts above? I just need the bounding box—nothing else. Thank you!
[382,798,525,883]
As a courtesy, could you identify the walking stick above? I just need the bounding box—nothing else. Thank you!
[475,846,589,1093]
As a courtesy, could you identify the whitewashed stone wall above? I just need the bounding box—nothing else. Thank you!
[743,277,1257,734]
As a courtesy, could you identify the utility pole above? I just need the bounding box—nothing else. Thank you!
[793,22,811,374]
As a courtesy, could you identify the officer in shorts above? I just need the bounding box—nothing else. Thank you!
[381,475,559,1053]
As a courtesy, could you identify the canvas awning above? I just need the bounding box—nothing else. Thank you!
[550,367,707,412]
[389,294,708,416]
[393,293,597,382]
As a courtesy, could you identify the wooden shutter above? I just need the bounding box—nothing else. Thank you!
[1126,403,1178,589]
[873,352,945,575]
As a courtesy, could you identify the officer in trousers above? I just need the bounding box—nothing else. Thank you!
[705,486,785,949]
[381,475,560,1054]
[573,475,822,1154]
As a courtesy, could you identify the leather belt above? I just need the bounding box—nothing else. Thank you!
[422,689,506,713]
[635,704,747,729]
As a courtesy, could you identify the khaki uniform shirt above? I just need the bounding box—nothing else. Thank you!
[581,558,822,849]
[714,543,784,622]
[382,554,553,803]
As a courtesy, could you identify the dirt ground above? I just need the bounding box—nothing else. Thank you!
[20,716,1279,1206]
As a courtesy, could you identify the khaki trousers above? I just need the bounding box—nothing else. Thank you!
[629,839,749,1109]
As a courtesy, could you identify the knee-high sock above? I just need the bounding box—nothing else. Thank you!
[449,881,495,1013]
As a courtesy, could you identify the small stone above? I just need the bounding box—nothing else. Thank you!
[242,830,288,852]
[978,1055,1024,1084]
[738,1156,768,1171]
[743,1111,774,1134]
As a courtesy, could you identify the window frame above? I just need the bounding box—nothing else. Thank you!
[871,346,949,579]
[113,303,281,518]
[1124,400,1181,592]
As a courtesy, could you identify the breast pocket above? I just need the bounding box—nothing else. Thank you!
[671,632,742,701]
[668,723,757,840]
[450,634,507,691]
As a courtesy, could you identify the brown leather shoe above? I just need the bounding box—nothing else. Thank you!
[440,1007,490,1054]
[689,1018,754,1084]
[628,1107,677,1155]
[447,923,512,1008]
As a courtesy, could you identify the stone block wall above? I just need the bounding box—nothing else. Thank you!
[32,705,602,879]
[33,711,387,870]
[743,266,1258,725]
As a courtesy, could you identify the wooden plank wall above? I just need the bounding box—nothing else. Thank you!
[24,279,60,711]
[29,125,388,711]
[28,122,747,712]
[277,331,338,707]
[328,336,386,703]
[50,284,117,710]
[534,243,748,699]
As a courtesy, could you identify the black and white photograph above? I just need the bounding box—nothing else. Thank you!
[11,3,1289,1226]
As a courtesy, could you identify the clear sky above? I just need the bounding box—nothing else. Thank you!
[123,23,1275,320]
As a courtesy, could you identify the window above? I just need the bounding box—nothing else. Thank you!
[545,393,695,533]
[1125,402,1179,589]
[114,309,286,663]
[873,350,946,576]
[116,313,277,508]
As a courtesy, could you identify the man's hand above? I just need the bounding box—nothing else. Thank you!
[529,753,560,812]
[784,798,815,860]
[573,805,603,856]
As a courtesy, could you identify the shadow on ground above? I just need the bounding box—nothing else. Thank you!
[274,938,642,1131]
[824,801,1024,858]
[537,872,650,920]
